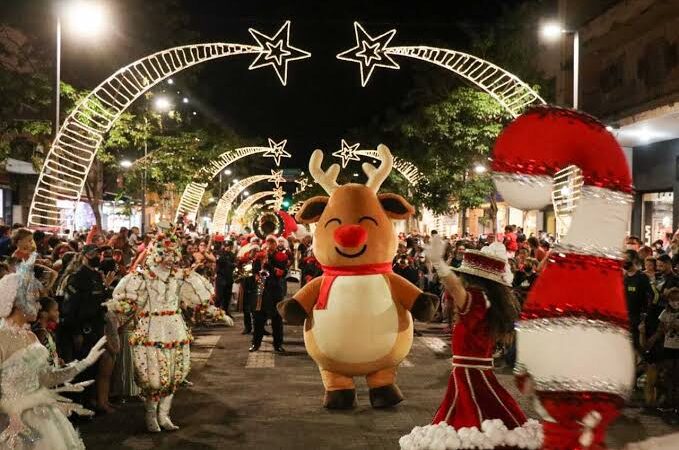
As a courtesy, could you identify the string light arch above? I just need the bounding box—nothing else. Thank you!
[28,20,545,232]
[27,22,308,230]
[175,140,290,223]
[211,175,271,234]
[230,191,276,229]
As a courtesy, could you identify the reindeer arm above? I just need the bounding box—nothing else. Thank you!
[277,276,322,325]
[385,272,439,322]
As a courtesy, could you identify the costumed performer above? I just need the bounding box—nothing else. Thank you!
[399,236,541,450]
[278,145,439,409]
[106,230,231,433]
[0,254,107,449]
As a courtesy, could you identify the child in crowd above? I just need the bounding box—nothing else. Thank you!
[646,287,679,423]
[32,297,62,367]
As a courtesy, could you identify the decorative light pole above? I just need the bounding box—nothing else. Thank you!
[540,20,580,109]
[55,1,108,136]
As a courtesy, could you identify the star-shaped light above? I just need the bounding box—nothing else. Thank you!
[273,186,285,202]
[337,22,400,87]
[294,177,309,193]
[249,21,311,86]
[263,138,291,166]
[332,139,362,168]
[268,169,286,187]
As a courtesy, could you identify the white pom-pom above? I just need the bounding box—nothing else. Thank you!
[444,434,461,450]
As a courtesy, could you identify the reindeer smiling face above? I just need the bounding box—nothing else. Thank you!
[296,145,415,267]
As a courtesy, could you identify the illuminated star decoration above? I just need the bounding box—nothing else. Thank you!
[332,139,362,168]
[268,169,286,188]
[273,186,285,203]
[263,138,291,166]
[337,22,400,87]
[294,177,309,194]
[248,21,312,86]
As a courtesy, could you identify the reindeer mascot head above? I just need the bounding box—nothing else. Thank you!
[277,144,438,409]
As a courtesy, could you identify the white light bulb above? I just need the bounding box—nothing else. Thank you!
[540,22,564,40]
[473,164,487,174]
[167,78,174,85]
[120,160,133,168]
[64,1,107,37]
[154,96,171,111]
[182,97,189,103]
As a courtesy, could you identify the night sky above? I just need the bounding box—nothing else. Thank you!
[6,0,534,168]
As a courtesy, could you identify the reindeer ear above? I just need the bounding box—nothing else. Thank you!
[378,193,415,219]
[295,196,329,224]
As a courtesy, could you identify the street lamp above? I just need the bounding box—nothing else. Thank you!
[540,20,579,109]
[473,164,487,174]
[153,95,172,112]
[55,1,108,137]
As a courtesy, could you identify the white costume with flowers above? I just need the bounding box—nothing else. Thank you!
[109,267,211,399]
[107,232,222,432]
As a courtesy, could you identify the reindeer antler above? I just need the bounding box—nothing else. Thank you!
[309,149,340,195]
[362,144,394,193]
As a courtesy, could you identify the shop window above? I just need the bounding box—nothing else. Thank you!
[642,192,673,245]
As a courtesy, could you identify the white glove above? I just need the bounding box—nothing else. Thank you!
[427,235,451,278]
[427,235,446,264]
[76,336,107,372]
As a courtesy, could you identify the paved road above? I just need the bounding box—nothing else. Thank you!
[80,316,679,449]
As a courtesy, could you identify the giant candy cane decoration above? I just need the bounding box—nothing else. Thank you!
[491,106,634,450]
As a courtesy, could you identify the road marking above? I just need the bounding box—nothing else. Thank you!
[245,341,275,368]
[418,336,448,354]
[399,358,414,368]
[191,334,221,365]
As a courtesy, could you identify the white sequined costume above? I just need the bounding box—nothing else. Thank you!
[108,267,212,399]
[0,324,92,450]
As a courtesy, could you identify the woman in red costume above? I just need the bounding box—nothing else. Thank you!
[399,237,541,450]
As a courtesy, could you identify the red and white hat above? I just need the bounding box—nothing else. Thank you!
[453,249,511,286]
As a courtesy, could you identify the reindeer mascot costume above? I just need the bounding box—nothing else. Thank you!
[278,144,438,409]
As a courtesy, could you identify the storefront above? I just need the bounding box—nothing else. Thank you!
[630,137,679,242]
[641,192,673,245]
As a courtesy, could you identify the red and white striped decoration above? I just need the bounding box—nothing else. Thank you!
[491,106,634,450]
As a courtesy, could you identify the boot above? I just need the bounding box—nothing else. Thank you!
[144,400,160,433]
[158,394,179,431]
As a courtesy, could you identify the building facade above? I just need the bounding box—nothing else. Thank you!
[557,0,679,243]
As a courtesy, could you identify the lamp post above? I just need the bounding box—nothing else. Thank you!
[540,21,579,109]
[55,1,108,136]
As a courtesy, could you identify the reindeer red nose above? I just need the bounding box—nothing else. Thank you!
[333,224,368,248]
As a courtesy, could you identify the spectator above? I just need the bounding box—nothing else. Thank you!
[393,254,419,285]
[645,287,679,423]
[527,236,546,262]
[215,240,236,314]
[623,250,654,352]
[503,225,518,257]
[11,228,35,260]
[0,225,12,258]
[657,254,679,296]
[32,297,62,367]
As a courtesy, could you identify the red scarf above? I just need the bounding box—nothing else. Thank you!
[315,262,393,310]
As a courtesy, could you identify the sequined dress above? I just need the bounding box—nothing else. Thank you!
[108,268,212,399]
[0,329,85,450]
[433,288,527,429]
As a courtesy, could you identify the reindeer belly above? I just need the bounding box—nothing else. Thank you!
[311,274,399,364]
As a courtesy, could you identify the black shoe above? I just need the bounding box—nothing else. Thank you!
[241,329,252,335]
[249,344,260,352]
[263,329,272,336]
[273,345,285,353]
